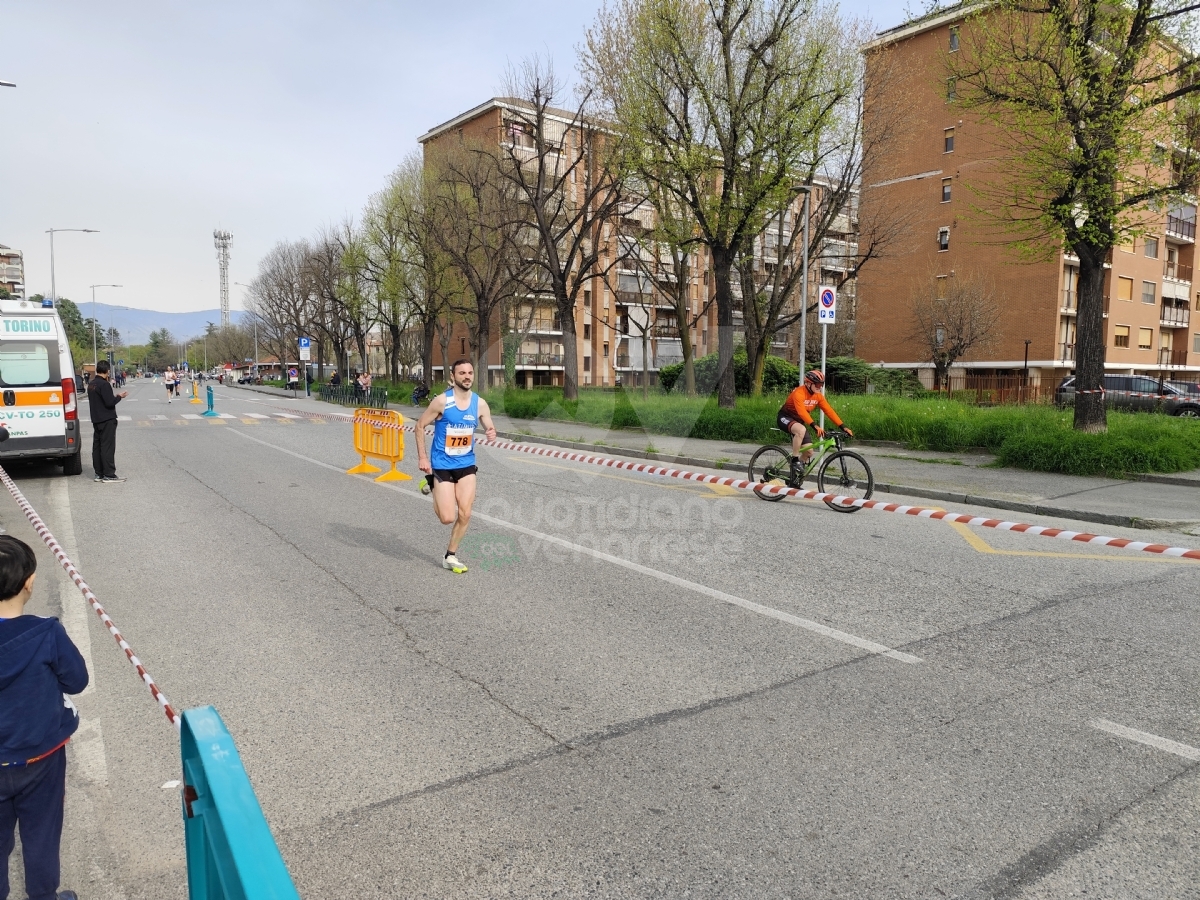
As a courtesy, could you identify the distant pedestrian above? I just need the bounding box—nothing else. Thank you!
[164,368,175,403]
[87,360,128,484]
[0,534,88,900]
[329,370,342,388]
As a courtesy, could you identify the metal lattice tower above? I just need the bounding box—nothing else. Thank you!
[213,230,232,326]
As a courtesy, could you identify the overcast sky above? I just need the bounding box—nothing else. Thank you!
[2,0,904,315]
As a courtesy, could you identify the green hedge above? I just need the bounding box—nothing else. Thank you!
[483,388,1200,476]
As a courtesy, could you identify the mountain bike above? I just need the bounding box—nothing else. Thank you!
[747,428,874,513]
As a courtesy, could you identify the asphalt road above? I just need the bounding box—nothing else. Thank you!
[6,378,1199,899]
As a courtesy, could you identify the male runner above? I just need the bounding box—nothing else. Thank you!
[414,359,497,574]
[777,369,853,469]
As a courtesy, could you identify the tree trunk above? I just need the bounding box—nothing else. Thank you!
[558,293,579,401]
[749,332,769,397]
[389,322,401,382]
[475,317,490,392]
[317,339,325,384]
[1073,246,1109,433]
[423,316,436,386]
[680,319,696,397]
[642,329,650,400]
[711,249,737,407]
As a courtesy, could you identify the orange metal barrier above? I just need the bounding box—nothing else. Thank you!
[346,408,410,482]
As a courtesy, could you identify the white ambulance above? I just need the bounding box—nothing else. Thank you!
[0,296,83,475]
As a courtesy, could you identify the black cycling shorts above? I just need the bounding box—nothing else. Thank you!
[431,465,478,484]
[776,413,815,445]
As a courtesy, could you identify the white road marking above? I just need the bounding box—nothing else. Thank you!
[227,430,921,664]
[216,413,237,419]
[1091,719,1200,762]
[149,415,168,420]
[244,413,270,419]
[275,413,302,419]
[118,415,131,421]
[48,481,94,697]
[181,414,202,420]
[47,481,109,786]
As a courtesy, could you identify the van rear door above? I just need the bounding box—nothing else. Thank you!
[0,339,67,449]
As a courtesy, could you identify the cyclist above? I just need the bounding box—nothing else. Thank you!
[777,370,853,471]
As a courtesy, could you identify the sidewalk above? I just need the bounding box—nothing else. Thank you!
[223,384,1200,533]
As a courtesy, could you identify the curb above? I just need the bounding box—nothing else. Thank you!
[492,430,1199,533]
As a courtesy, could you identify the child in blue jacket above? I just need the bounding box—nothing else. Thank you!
[0,535,87,900]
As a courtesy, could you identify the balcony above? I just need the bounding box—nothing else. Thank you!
[1161,304,1191,328]
[1166,215,1197,242]
[515,353,564,367]
[1059,342,1075,361]
[1159,347,1189,367]
[1164,261,1193,282]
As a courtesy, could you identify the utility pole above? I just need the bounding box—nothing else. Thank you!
[214,230,232,326]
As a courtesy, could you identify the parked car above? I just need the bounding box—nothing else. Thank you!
[1055,375,1200,416]
[1168,380,1200,396]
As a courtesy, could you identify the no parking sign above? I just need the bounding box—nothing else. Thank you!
[818,286,837,324]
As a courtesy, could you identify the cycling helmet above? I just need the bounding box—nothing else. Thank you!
[804,369,825,388]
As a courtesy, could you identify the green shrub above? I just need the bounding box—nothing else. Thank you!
[659,349,798,395]
[484,387,1200,476]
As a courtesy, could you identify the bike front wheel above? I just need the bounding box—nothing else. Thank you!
[747,445,792,502]
[817,450,873,513]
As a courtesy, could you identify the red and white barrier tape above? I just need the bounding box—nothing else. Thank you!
[0,465,182,730]
[265,402,1200,562]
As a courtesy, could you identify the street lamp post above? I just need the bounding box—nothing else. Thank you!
[235,282,258,381]
[48,229,99,301]
[108,305,130,373]
[89,285,122,367]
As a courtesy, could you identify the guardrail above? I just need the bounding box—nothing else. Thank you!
[318,383,388,409]
[182,707,301,899]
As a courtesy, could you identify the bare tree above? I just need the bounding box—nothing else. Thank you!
[907,272,1002,389]
[247,240,312,376]
[427,140,529,387]
[497,59,628,400]
[582,0,864,407]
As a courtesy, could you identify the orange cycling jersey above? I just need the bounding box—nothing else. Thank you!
[779,384,843,428]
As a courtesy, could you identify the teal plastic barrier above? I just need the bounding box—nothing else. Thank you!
[202,386,218,417]
[181,707,300,900]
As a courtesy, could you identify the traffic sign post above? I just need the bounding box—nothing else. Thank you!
[817,287,836,429]
[298,338,312,396]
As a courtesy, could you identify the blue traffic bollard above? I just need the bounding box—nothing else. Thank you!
[202,385,219,417]
[180,707,300,900]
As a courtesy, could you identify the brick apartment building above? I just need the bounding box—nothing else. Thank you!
[417,97,858,388]
[0,245,24,299]
[856,4,1199,388]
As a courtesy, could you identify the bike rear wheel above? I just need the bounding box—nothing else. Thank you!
[817,450,873,513]
[747,445,792,502]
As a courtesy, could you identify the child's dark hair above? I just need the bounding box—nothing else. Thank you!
[0,535,36,601]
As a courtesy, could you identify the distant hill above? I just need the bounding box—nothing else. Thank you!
[71,302,248,345]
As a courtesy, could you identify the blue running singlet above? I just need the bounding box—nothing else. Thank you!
[430,389,479,470]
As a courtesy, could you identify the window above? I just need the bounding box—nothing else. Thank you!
[1114,325,1130,348]
[1142,281,1156,304]
[944,128,955,152]
[937,227,950,251]
[460,338,466,354]
[1138,327,1153,350]
[1117,276,1134,302]
[0,343,51,386]
[1194,332,1200,353]
[1144,238,1159,259]
[946,77,957,101]
[603,342,609,358]
[583,356,591,372]
[584,323,591,340]
[941,178,952,202]
[949,26,960,52]
[585,289,592,310]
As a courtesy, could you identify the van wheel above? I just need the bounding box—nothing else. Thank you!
[1176,406,1200,418]
[61,450,83,476]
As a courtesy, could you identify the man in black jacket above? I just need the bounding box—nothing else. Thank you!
[87,361,128,483]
